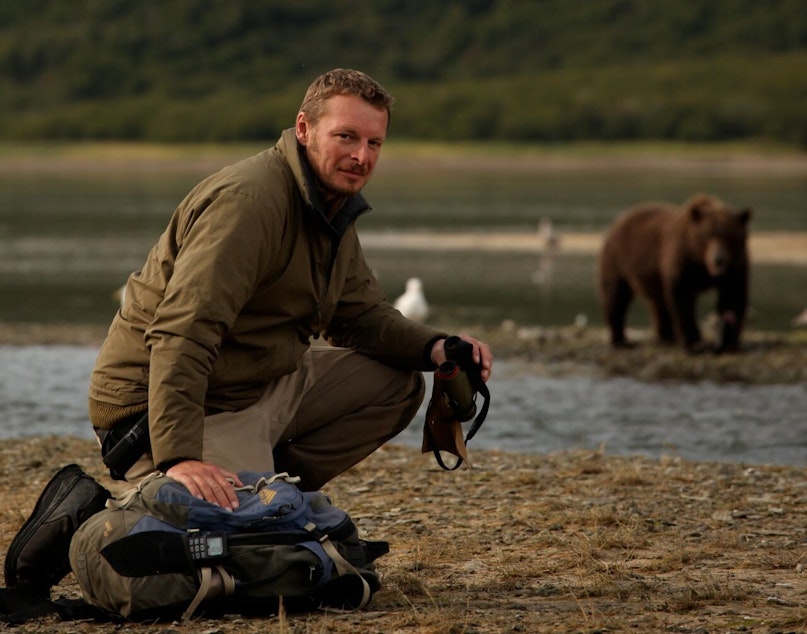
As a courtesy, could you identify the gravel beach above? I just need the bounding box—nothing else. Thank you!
[1,323,805,633]
[0,436,804,633]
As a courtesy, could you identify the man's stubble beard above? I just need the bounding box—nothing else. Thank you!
[306,139,367,198]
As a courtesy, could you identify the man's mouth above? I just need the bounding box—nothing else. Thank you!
[342,165,368,177]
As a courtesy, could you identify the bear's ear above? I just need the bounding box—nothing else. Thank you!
[686,194,711,222]
[737,208,752,225]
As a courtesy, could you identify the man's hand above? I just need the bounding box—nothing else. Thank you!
[430,332,493,382]
[165,460,244,511]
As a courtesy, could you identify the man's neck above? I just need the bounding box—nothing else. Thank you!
[322,191,346,221]
[298,144,346,221]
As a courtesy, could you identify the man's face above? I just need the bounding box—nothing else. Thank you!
[295,94,388,199]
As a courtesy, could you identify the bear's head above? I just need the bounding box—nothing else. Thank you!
[685,194,752,277]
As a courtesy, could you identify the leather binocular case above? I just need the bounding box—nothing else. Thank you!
[422,360,476,467]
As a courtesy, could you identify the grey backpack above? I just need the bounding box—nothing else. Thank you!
[69,471,387,621]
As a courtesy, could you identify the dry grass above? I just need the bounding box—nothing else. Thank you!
[0,437,804,633]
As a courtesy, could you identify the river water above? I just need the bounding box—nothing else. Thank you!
[2,345,803,467]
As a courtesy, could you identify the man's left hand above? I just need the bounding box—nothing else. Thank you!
[430,333,493,381]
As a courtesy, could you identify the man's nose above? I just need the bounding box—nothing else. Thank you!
[352,143,372,165]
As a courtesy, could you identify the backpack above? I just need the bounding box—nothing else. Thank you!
[68,471,388,621]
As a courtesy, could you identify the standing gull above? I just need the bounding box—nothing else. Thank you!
[394,277,429,322]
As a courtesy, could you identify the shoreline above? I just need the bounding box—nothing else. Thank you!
[1,437,804,633]
[2,322,806,385]
[359,230,807,265]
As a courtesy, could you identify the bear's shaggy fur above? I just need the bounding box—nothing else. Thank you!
[598,193,752,352]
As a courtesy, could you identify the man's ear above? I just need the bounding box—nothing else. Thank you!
[295,112,309,146]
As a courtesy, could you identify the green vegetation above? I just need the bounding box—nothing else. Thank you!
[1,0,806,145]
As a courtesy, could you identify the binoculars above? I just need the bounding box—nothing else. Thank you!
[422,336,490,470]
[435,336,480,423]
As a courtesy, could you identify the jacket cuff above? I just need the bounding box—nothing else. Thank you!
[422,335,447,370]
[157,458,192,474]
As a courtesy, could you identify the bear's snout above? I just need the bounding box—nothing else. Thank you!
[705,239,730,276]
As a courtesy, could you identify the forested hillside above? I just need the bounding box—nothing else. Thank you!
[1,0,806,144]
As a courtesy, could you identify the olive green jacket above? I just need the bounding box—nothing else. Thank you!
[89,129,443,468]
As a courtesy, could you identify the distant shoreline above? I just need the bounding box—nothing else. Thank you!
[2,140,807,176]
[360,230,807,265]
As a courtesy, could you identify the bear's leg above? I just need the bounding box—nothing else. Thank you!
[716,311,741,353]
[715,284,746,353]
[664,280,703,351]
[650,302,676,345]
[602,277,633,347]
[672,294,702,350]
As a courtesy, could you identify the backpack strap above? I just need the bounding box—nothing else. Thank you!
[182,565,235,622]
[101,531,193,576]
[233,472,301,493]
[306,522,371,609]
[106,471,164,510]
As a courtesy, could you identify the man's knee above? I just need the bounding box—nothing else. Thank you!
[390,370,426,434]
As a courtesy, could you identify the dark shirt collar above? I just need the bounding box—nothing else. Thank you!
[296,142,371,237]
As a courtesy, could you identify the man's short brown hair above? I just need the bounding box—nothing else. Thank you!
[299,68,393,127]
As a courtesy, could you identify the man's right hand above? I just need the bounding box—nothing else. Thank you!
[165,460,244,511]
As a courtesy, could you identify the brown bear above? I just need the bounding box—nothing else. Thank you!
[598,193,752,353]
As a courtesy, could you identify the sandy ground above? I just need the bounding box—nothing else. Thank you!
[0,437,804,634]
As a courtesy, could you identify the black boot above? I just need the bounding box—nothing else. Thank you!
[4,464,111,596]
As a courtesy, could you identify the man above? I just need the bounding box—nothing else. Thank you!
[88,67,493,510]
[5,68,492,595]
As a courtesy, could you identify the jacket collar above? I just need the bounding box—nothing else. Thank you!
[277,128,371,237]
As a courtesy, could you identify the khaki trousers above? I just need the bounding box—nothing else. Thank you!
[125,346,425,491]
